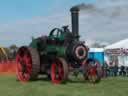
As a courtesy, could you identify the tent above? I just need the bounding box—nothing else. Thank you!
[105,39,128,67]
[0,46,8,62]
[105,39,128,49]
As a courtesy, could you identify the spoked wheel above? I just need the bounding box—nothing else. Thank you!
[16,46,40,82]
[50,57,68,84]
[83,58,102,83]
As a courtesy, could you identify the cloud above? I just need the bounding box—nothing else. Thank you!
[1,0,128,47]
[0,14,70,46]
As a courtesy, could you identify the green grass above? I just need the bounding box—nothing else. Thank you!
[0,75,128,96]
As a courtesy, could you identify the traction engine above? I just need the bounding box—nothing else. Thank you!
[16,6,102,84]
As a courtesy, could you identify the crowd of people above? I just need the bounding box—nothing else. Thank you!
[103,60,128,77]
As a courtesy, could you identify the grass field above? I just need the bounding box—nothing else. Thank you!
[0,75,128,96]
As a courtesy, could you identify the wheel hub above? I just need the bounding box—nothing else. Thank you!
[20,60,26,70]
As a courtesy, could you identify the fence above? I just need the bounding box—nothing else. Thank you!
[0,61,16,74]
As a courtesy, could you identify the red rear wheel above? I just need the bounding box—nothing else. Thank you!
[83,58,102,83]
[16,46,40,82]
[50,57,68,84]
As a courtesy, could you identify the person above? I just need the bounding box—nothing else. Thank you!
[126,67,128,76]
[109,59,114,76]
[113,58,118,76]
[103,61,109,77]
[119,66,126,76]
[113,64,118,76]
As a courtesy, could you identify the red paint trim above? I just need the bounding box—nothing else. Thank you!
[16,47,32,82]
[50,59,64,84]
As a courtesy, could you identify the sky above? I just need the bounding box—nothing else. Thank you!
[0,0,128,47]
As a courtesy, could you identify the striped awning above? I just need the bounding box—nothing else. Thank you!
[105,48,128,55]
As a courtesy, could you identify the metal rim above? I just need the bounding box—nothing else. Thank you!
[73,44,88,61]
[75,46,86,60]
[50,57,68,84]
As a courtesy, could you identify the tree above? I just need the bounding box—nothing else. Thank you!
[8,44,18,60]
[91,42,102,48]
[91,42,107,48]
[9,44,18,50]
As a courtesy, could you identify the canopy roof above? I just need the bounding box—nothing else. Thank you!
[105,39,128,49]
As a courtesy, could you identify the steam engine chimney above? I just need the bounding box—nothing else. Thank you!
[70,7,80,41]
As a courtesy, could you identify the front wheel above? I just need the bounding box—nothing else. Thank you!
[83,58,102,83]
[50,57,68,84]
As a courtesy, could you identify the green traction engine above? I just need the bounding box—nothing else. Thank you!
[16,6,102,84]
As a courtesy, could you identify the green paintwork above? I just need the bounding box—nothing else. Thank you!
[29,28,67,57]
[29,39,38,48]
[49,29,66,41]
[46,45,65,56]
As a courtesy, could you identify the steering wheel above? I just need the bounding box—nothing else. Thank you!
[49,28,63,38]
